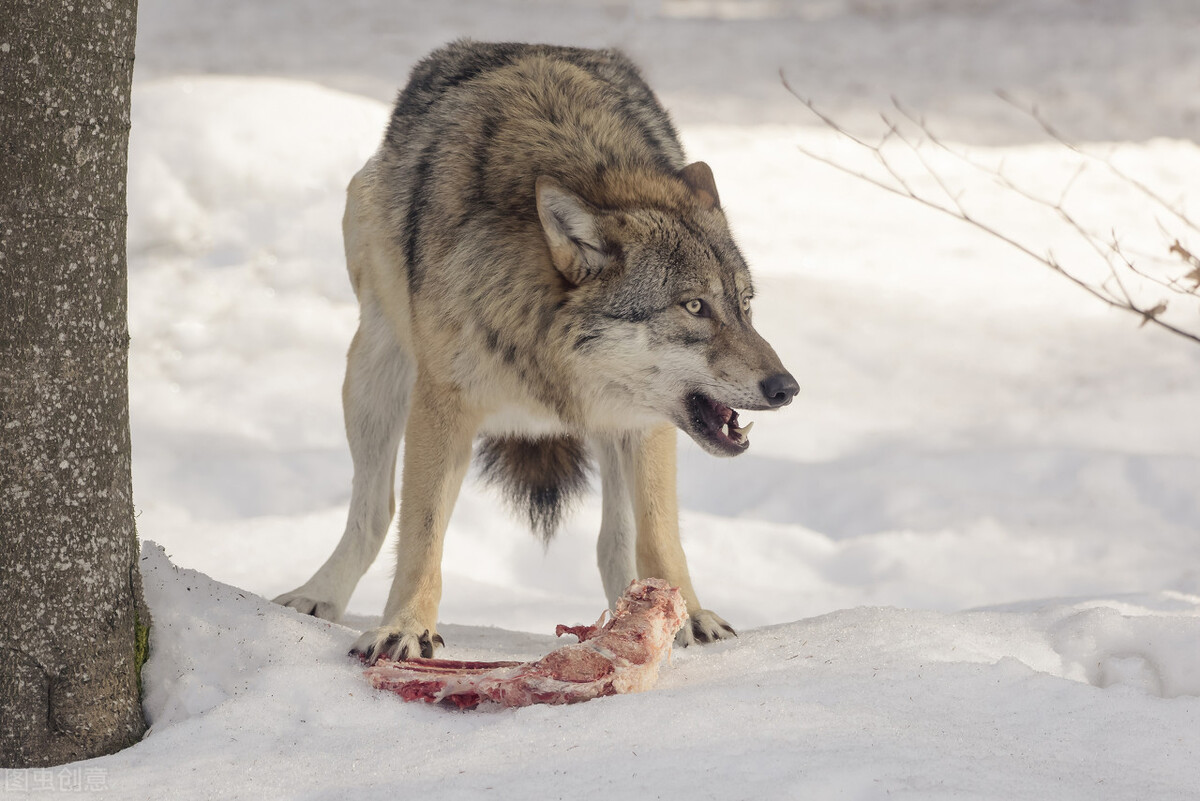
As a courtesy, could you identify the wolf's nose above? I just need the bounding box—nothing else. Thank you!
[760,373,799,407]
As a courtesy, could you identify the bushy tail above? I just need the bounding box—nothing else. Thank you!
[475,436,592,544]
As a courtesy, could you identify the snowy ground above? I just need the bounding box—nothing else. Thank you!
[9,0,1200,798]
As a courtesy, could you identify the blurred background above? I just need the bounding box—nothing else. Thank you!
[126,0,1200,633]
[135,0,1200,142]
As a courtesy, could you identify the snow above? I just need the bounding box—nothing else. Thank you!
[80,546,1200,799]
[9,0,1200,797]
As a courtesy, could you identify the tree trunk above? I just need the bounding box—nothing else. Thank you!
[0,0,147,767]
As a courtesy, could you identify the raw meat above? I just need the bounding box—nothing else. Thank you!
[364,578,688,709]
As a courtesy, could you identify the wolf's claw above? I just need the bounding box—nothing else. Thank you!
[351,626,444,665]
[675,609,737,646]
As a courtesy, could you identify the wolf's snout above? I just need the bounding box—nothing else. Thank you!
[760,373,799,407]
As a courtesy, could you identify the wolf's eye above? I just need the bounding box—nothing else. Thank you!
[741,295,752,312]
[683,298,707,317]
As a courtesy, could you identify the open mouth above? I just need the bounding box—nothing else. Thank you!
[686,392,753,455]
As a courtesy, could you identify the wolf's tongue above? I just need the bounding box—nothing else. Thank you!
[699,396,732,430]
[689,393,752,449]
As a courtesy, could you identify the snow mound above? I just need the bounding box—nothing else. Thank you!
[139,541,355,731]
[102,544,1200,800]
[1047,604,1200,698]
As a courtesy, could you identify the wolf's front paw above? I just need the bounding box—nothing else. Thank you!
[273,589,344,622]
[675,609,737,646]
[350,622,444,665]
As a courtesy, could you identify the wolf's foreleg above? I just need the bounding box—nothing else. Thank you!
[350,374,480,663]
[274,299,412,621]
[630,424,737,645]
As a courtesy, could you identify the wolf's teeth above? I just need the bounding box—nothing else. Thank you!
[728,421,753,442]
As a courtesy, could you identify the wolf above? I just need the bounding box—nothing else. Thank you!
[273,40,798,663]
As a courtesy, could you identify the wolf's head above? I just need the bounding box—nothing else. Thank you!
[538,162,798,456]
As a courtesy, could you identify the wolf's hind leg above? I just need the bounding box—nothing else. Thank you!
[350,375,480,663]
[595,435,639,609]
[274,298,413,621]
[629,424,737,646]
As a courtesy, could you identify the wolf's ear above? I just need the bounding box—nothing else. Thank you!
[679,161,720,210]
[536,177,609,285]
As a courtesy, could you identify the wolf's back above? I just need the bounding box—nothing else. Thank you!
[377,40,688,248]
[385,39,683,171]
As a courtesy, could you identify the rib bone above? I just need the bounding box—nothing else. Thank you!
[364,578,689,709]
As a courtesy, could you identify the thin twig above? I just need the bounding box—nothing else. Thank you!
[779,75,1200,345]
[997,90,1200,237]
[890,98,1193,299]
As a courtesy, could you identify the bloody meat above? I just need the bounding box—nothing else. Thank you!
[364,578,688,709]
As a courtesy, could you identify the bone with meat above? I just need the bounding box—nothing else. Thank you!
[364,578,688,709]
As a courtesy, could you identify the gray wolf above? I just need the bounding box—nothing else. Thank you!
[274,41,797,663]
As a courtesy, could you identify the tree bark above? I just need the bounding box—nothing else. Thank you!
[0,0,147,767]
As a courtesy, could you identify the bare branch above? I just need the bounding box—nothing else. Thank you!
[782,77,1200,346]
[889,95,1198,301]
[998,90,1200,237]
